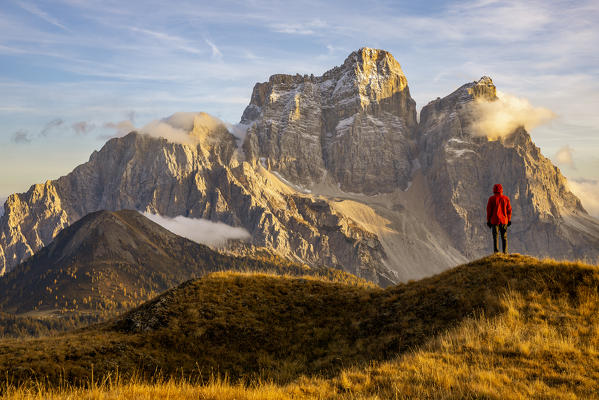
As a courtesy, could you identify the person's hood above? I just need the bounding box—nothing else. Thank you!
[493,184,503,194]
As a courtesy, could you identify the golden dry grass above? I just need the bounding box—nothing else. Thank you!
[2,254,599,399]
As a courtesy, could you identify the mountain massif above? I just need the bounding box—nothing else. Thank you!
[1,48,598,284]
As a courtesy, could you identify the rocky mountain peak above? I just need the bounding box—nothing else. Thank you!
[241,48,417,193]
[421,76,497,123]
[338,47,406,80]
[240,48,408,126]
[467,76,497,101]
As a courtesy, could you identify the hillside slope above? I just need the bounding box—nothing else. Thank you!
[0,209,364,321]
[1,253,598,400]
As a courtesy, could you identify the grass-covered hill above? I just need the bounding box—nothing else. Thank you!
[1,254,598,399]
[0,209,367,336]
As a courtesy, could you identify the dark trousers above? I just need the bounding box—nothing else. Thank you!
[491,224,508,253]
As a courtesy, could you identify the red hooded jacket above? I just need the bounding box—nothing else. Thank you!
[487,184,512,225]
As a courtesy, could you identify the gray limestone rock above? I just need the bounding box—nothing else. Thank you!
[0,124,394,285]
[242,48,417,193]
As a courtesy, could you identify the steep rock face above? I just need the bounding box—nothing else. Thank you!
[418,77,599,260]
[242,48,417,193]
[0,118,394,285]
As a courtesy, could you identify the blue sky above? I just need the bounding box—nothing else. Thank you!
[1,0,598,211]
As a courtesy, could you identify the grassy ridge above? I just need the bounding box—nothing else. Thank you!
[1,254,599,399]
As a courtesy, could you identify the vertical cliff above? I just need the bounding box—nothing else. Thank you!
[242,48,417,193]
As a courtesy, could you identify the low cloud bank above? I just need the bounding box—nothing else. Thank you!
[141,112,226,146]
[100,112,247,147]
[140,119,196,145]
[470,91,555,138]
[568,179,599,218]
[143,212,251,246]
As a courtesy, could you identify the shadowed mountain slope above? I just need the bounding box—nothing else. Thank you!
[0,209,364,319]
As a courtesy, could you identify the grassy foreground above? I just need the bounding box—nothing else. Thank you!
[2,254,599,399]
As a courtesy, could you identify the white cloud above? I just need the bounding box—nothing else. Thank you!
[205,39,223,60]
[129,27,203,55]
[140,119,195,146]
[469,91,556,139]
[226,123,249,147]
[163,112,205,131]
[569,179,599,218]
[555,145,575,168]
[102,119,135,137]
[139,112,230,146]
[15,0,70,31]
[270,19,328,35]
[143,212,251,247]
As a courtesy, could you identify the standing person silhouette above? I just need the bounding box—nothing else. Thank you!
[486,184,512,254]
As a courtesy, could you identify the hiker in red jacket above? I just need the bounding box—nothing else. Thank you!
[486,184,512,254]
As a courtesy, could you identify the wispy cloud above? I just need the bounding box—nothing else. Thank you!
[555,145,576,168]
[11,129,31,144]
[569,179,599,218]
[205,39,222,60]
[101,119,135,139]
[39,118,64,137]
[126,110,136,123]
[71,121,95,135]
[129,27,203,55]
[14,0,70,31]
[269,19,327,35]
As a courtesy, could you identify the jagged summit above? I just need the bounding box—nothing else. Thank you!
[423,75,497,115]
[241,47,417,192]
[468,76,497,100]
[241,47,410,125]
[326,47,408,87]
